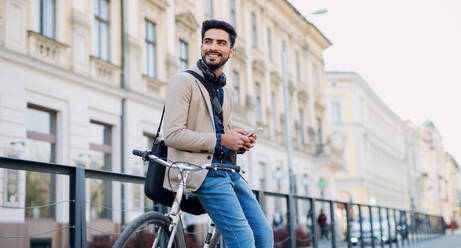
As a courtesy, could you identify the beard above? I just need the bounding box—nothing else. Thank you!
[201,51,230,70]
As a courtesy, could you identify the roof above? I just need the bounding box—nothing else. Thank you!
[285,0,332,46]
[446,153,460,170]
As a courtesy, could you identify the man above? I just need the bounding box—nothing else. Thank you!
[163,19,273,248]
[317,209,328,240]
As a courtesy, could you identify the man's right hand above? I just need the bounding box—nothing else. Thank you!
[221,129,251,151]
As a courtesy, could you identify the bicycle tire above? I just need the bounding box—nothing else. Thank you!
[113,211,185,248]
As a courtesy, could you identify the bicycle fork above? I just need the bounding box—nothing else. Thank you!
[203,222,217,248]
[153,171,189,248]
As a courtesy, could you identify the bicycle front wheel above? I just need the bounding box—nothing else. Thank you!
[113,211,185,248]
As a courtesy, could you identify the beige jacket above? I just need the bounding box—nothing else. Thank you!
[163,66,233,192]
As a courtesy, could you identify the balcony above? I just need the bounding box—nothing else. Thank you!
[27,31,69,68]
[314,132,347,171]
[143,74,167,97]
[89,56,121,87]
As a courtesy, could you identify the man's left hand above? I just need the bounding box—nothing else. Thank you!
[234,129,257,151]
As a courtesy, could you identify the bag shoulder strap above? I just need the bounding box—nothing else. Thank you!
[185,70,223,124]
[154,106,165,142]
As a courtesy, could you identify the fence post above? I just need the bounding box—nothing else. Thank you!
[69,166,86,248]
[358,205,364,248]
[386,208,392,248]
[378,207,384,248]
[287,195,296,248]
[329,201,336,248]
[311,198,318,248]
[368,206,375,248]
[393,209,399,248]
[345,202,352,248]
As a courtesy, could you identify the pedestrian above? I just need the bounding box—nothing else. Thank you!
[317,209,328,240]
[163,19,273,248]
[273,211,283,229]
[449,218,457,235]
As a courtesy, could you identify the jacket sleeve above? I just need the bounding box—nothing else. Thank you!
[163,73,217,153]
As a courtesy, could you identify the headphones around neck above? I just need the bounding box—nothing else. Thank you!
[197,59,226,87]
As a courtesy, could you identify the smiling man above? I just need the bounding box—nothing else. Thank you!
[163,20,273,248]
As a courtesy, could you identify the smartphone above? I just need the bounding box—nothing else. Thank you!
[246,127,263,137]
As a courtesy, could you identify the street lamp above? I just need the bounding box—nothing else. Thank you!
[311,8,328,15]
[280,8,327,247]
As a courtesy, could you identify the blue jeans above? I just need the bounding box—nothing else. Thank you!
[195,170,274,248]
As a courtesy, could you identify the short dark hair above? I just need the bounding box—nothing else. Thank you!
[201,19,237,48]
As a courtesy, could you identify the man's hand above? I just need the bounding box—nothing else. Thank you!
[242,129,257,150]
[221,129,252,151]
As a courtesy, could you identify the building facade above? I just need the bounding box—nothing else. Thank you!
[325,72,461,226]
[413,121,461,221]
[325,71,409,209]
[0,0,335,246]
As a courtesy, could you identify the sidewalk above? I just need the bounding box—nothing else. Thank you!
[315,232,461,248]
[406,233,461,248]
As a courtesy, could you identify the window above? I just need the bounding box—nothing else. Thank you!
[35,0,55,38]
[232,71,240,104]
[273,167,283,210]
[205,0,213,17]
[179,40,188,71]
[317,117,323,145]
[330,102,342,124]
[271,92,277,130]
[143,133,155,212]
[145,20,156,78]
[93,0,110,61]
[281,39,286,72]
[301,174,310,195]
[299,109,305,144]
[230,0,236,28]
[258,162,266,190]
[252,12,258,48]
[89,121,112,219]
[133,182,141,208]
[313,63,320,91]
[142,133,155,171]
[267,28,272,60]
[296,51,301,82]
[5,169,19,204]
[255,82,262,123]
[25,105,57,218]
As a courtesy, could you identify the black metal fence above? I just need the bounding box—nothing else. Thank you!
[0,156,445,247]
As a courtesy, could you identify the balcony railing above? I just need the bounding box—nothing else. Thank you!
[0,156,446,248]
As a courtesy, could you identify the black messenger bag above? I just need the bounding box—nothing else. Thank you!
[144,107,206,215]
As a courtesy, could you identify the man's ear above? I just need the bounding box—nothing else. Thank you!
[229,47,235,58]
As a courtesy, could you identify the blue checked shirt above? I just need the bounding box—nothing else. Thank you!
[209,81,233,165]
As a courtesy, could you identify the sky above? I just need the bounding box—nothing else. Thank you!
[290,0,461,163]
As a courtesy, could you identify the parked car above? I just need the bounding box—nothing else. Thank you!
[349,215,397,246]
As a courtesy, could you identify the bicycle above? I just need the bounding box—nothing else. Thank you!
[113,149,241,248]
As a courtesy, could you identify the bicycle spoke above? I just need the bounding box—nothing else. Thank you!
[113,212,182,248]
[152,226,163,248]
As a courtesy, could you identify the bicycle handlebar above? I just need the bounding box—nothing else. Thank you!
[132,149,144,157]
[205,163,240,173]
[132,149,240,173]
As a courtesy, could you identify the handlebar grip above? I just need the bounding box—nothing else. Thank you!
[132,149,144,157]
[209,163,241,173]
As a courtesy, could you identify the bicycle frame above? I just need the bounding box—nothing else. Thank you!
[130,150,236,248]
[153,168,219,248]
